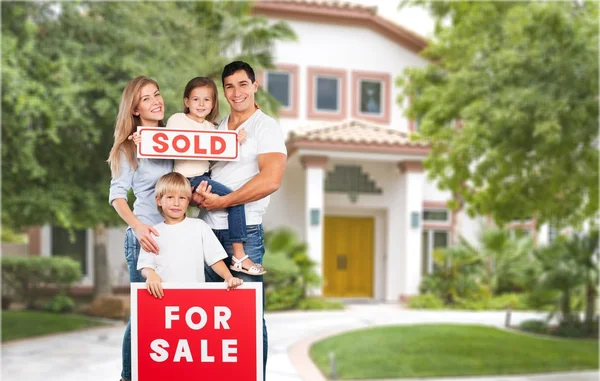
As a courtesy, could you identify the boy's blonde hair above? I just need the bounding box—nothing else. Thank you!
[155,172,192,216]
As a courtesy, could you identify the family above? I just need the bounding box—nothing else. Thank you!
[107,61,287,381]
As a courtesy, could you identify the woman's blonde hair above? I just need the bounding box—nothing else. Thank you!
[154,172,192,216]
[107,76,163,176]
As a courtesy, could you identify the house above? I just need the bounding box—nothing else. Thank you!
[26,1,550,300]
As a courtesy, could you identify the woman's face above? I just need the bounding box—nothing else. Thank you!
[134,83,164,126]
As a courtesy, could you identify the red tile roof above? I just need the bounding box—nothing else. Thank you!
[287,120,430,155]
[252,0,428,53]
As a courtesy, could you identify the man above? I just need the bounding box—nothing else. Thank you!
[194,61,287,379]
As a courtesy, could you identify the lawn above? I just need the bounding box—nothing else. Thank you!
[2,310,111,342]
[310,324,599,379]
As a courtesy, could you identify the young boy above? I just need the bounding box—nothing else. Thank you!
[137,172,243,298]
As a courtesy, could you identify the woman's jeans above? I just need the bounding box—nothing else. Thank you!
[204,224,268,381]
[189,173,247,242]
[121,228,143,381]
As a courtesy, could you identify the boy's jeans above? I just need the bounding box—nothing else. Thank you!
[204,224,268,381]
[189,173,247,242]
[121,228,144,381]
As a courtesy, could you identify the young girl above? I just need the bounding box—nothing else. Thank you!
[135,77,265,276]
[107,76,173,381]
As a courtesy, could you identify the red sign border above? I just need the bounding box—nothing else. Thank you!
[137,127,239,160]
[130,282,263,381]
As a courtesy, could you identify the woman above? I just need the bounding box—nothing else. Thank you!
[107,76,173,381]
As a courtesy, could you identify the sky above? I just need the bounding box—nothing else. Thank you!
[339,0,436,37]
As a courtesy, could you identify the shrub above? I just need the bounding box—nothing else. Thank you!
[487,293,530,310]
[263,228,320,311]
[519,319,550,334]
[2,256,82,309]
[44,293,75,313]
[407,293,445,309]
[297,297,344,311]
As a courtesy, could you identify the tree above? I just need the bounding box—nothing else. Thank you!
[2,1,295,296]
[398,1,598,228]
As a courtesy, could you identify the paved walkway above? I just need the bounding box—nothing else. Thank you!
[2,304,598,381]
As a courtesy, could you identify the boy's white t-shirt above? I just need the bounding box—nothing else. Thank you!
[136,217,227,282]
[200,110,287,229]
[166,113,215,178]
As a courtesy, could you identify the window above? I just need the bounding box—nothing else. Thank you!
[307,67,347,120]
[51,227,88,275]
[360,80,382,115]
[423,209,449,223]
[352,71,391,124]
[266,72,290,108]
[315,76,339,111]
[260,64,298,118]
[422,230,449,275]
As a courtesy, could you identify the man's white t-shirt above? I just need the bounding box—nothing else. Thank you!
[136,217,227,282]
[166,113,215,178]
[200,110,287,229]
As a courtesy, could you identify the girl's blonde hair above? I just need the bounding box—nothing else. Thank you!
[154,172,192,216]
[183,77,219,123]
[107,76,163,176]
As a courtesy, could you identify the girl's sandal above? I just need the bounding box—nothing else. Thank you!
[230,255,266,276]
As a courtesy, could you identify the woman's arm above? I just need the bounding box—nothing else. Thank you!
[112,198,160,254]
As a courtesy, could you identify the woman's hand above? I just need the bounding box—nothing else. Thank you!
[133,223,160,254]
[145,271,164,299]
[128,132,142,145]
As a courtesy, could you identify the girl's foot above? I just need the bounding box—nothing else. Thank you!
[230,255,266,276]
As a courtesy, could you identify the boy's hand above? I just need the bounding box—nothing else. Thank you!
[146,271,164,299]
[128,132,142,145]
[224,276,244,290]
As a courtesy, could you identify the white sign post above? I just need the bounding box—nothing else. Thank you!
[137,127,239,161]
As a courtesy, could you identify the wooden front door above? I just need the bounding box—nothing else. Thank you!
[323,216,374,297]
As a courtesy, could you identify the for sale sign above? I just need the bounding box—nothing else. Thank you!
[131,283,263,381]
[137,127,239,161]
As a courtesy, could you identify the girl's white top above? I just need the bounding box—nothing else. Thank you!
[166,112,215,178]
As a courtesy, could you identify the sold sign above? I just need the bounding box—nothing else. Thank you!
[137,127,239,161]
[131,283,263,381]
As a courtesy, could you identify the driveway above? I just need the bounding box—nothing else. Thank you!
[2,304,598,381]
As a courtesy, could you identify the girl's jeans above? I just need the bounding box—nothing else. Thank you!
[204,224,268,381]
[189,173,247,242]
[121,228,143,381]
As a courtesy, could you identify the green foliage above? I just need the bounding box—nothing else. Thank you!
[1,256,82,308]
[519,319,550,335]
[479,228,533,294]
[297,297,344,311]
[407,293,445,309]
[398,1,598,227]
[44,292,75,313]
[1,1,296,231]
[1,227,27,243]
[529,230,599,327]
[420,243,489,304]
[263,228,320,311]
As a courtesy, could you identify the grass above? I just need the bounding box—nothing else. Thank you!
[2,310,111,342]
[310,324,599,379]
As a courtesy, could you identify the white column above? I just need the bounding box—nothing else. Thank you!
[302,156,328,296]
[398,161,425,298]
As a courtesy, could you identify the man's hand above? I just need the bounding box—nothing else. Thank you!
[133,223,160,254]
[195,181,226,210]
[224,276,244,290]
[145,271,164,299]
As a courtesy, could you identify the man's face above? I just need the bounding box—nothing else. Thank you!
[223,70,258,114]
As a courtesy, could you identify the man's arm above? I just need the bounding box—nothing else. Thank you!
[195,152,286,210]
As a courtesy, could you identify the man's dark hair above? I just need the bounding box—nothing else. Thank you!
[221,61,256,86]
